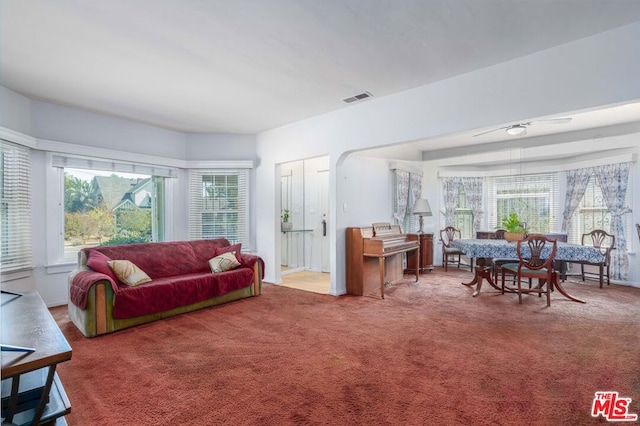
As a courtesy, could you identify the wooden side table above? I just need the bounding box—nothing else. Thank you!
[406,233,434,273]
[476,231,497,239]
[1,291,72,425]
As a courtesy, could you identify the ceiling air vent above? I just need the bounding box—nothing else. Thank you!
[343,91,373,104]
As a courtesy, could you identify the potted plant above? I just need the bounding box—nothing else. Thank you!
[500,212,526,242]
[281,209,292,231]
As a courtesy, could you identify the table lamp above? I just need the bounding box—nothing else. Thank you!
[413,198,432,234]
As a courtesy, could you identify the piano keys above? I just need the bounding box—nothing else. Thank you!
[346,223,420,298]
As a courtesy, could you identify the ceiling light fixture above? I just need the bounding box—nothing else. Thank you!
[506,124,527,136]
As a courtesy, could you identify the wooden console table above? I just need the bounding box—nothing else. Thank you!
[1,291,72,425]
[406,233,434,273]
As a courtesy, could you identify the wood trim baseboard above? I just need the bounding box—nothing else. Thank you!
[95,284,107,335]
[253,264,261,296]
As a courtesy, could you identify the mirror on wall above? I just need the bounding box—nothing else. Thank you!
[280,157,330,278]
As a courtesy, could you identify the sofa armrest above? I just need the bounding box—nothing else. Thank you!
[68,269,116,337]
[240,253,264,296]
[69,270,117,309]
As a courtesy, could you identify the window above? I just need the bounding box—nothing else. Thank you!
[392,169,422,233]
[0,140,32,273]
[487,173,559,234]
[453,187,474,239]
[53,154,172,262]
[569,174,632,244]
[189,170,249,246]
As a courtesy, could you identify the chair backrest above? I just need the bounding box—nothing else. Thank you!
[440,226,460,248]
[516,234,557,271]
[582,229,615,257]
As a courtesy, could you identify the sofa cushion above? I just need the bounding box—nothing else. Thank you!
[187,239,234,272]
[209,252,241,273]
[93,241,204,279]
[215,243,243,263]
[108,260,152,286]
[87,250,120,283]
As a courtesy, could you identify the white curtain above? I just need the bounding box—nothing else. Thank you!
[408,173,423,233]
[561,167,592,237]
[441,177,460,227]
[593,163,631,280]
[392,169,423,233]
[393,169,410,229]
[460,177,483,234]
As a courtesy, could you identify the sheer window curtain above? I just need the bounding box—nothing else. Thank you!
[392,169,423,233]
[593,162,631,280]
[408,173,423,233]
[460,177,483,234]
[442,177,460,227]
[393,170,410,229]
[561,167,592,238]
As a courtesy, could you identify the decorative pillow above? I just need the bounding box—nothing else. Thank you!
[215,243,243,263]
[87,250,120,283]
[209,252,241,273]
[107,260,152,286]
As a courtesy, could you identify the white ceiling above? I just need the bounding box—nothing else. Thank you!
[361,102,640,161]
[2,1,640,136]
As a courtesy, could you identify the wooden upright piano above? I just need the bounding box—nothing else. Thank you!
[346,223,420,298]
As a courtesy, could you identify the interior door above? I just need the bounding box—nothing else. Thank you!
[319,170,330,273]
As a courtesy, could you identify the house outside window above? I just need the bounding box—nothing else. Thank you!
[62,168,166,261]
[51,153,174,263]
[189,170,249,246]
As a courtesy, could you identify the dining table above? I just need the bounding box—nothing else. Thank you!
[450,238,605,303]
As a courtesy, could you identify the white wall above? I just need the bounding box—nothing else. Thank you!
[0,86,32,135]
[185,133,256,161]
[32,101,187,159]
[256,22,640,295]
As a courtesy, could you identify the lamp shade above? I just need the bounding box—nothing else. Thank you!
[413,198,432,216]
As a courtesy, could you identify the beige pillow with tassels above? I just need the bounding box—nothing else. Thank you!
[108,260,152,286]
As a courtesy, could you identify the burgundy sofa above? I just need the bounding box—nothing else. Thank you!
[68,239,264,337]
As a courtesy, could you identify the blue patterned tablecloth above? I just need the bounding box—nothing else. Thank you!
[451,239,604,263]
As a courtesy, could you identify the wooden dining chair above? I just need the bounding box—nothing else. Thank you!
[576,229,615,288]
[490,229,515,280]
[501,234,557,306]
[439,226,465,272]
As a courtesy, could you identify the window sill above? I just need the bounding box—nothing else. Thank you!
[1,269,33,282]
[45,262,75,275]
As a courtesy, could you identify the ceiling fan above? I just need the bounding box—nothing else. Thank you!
[473,117,572,137]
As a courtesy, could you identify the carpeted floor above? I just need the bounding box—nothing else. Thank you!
[51,269,640,425]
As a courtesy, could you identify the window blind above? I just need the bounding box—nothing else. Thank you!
[487,173,559,234]
[1,139,33,273]
[189,169,249,247]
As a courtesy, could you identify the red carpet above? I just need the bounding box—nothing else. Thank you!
[51,269,640,425]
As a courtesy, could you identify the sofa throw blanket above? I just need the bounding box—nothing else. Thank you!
[70,240,264,319]
[70,270,117,310]
[111,269,254,318]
